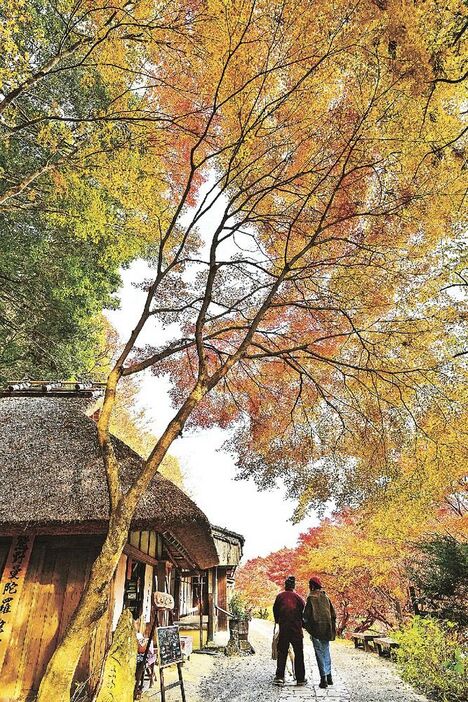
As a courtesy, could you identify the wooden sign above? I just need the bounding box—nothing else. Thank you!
[154,591,174,610]
[155,626,186,702]
[156,626,182,667]
[136,618,185,701]
[0,534,34,674]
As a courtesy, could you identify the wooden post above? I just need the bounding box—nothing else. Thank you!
[160,667,166,702]
[174,572,181,622]
[178,662,186,702]
[198,576,203,650]
[217,569,228,632]
[207,569,215,643]
[156,561,169,592]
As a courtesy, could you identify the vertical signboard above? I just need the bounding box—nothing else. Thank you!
[143,564,153,624]
[0,534,34,674]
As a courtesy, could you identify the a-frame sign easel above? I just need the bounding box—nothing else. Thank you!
[134,592,186,701]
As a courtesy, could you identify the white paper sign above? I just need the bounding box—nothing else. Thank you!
[143,564,153,623]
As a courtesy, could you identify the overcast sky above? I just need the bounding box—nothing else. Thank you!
[107,261,319,561]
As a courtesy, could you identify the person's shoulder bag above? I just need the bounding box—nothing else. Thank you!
[272,624,279,659]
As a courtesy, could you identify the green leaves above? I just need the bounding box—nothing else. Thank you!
[395,617,468,702]
[0,208,119,381]
[0,1,185,380]
[408,535,468,627]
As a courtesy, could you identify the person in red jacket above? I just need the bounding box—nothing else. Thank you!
[272,576,307,686]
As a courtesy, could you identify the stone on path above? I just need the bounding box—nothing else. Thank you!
[273,636,350,702]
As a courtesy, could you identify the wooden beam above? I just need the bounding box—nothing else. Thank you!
[163,544,183,571]
[217,569,228,632]
[207,568,216,642]
[123,543,158,567]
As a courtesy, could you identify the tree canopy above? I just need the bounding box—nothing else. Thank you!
[2,2,466,700]
[0,0,197,378]
[103,0,467,511]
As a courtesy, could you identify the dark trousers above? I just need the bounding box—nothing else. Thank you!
[276,630,305,682]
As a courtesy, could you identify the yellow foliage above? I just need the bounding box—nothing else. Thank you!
[110,375,186,489]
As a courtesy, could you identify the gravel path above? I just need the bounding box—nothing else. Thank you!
[199,619,350,701]
[331,640,428,702]
[144,619,429,702]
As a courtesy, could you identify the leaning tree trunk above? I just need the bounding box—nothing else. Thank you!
[36,388,203,702]
[36,506,132,702]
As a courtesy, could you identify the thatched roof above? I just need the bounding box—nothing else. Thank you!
[0,396,218,569]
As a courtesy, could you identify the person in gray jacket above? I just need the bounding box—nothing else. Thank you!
[302,576,336,689]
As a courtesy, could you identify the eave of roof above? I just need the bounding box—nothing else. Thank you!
[211,524,245,546]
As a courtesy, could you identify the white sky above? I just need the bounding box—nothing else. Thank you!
[106,261,319,561]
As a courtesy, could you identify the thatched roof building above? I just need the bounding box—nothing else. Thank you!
[0,391,244,699]
[0,395,218,569]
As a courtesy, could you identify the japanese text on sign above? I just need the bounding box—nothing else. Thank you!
[0,534,34,673]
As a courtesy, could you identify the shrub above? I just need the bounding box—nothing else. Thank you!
[229,592,252,620]
[394,617,467,702]
[257,607,270,620]
[409,535,468,626]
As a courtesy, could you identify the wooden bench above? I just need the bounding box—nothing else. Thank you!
[374,637,399,658]
[350,632,379,652]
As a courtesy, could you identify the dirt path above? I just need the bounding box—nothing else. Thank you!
[143,619,428,702]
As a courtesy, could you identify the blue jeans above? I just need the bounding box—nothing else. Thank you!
[311,637,331,677]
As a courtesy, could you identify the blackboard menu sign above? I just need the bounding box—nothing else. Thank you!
[156,625,182,667]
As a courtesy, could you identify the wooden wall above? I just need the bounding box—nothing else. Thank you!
[212,535,242,568]
[0,538,10,579]
[217,569,228,631]
[128,530,161,560]
[0,535,108,702]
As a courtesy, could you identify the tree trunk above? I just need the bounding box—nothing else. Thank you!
[337,604,349,636]
[36,505,132,702]
[36,387,204,702]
